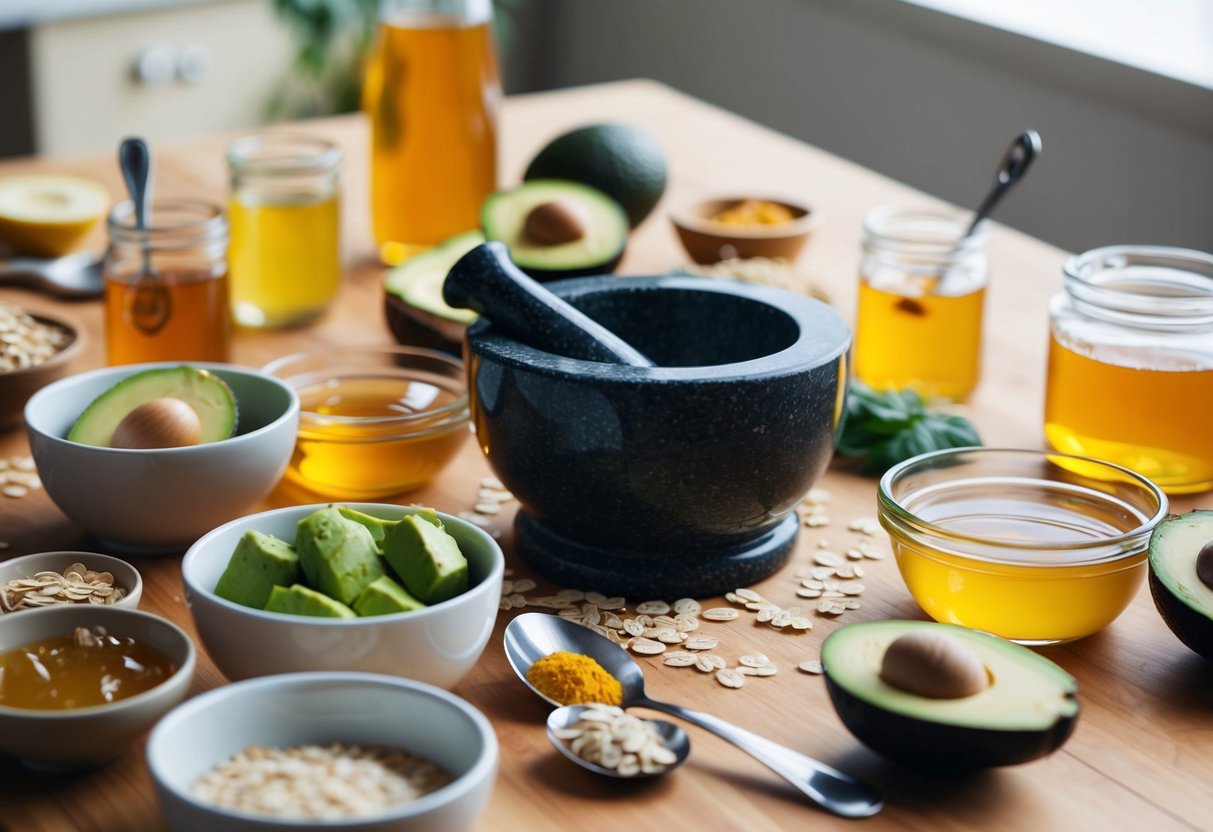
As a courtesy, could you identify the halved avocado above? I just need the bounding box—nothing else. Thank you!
[481,180,628,281]
[1148,511,1213,660]
[822,620,1079,769]
[384,230,484,355]
[67,366,236,448]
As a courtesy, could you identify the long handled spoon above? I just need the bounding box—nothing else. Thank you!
[118,137,171,334]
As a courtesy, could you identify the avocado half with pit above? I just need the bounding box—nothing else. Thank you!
[481,180,628,282]
[1148,511,1213,660]
[383,230,484,355]
[822,620,1079,769]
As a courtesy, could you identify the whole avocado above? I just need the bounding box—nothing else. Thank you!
[524,123,666,228]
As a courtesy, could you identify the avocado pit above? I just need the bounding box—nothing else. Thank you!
[524,200,589,246]
[111,397,203,449]
[1196,540,1213,590]
[879,630,989,700]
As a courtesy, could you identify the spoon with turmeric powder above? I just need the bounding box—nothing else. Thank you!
[505,613,883,818]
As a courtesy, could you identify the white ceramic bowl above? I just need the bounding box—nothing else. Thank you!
[0,550,142,610]
[147,672,498,832]
[25,362,299,554]
[0,605,195,770]
[182,503,504,688]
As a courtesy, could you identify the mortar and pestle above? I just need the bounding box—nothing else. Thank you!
[444,243,850,597]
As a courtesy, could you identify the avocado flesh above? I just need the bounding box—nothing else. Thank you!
[384,231,483,324]
[68,366,236,447]
[265,584,356,619]
[481,180,627,277]
[337,507,402,553]
[1148,511,1213,660]
[295,507,385,606]
[383,514,468,604]
[213,530,300,610]
[353,575,426,617]
[822,620,1079,768]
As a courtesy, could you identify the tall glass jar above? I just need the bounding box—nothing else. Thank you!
[1045,245,1213,494]
[362,0,500,265]
[227,133,342,328]
[853,206,989,401]
[105,199,231,365]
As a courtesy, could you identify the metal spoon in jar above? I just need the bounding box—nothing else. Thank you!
[505,613,883,818]
[546,704,690,779]
[118,137,172,334]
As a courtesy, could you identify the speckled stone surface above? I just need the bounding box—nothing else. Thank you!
[465,274,851,598]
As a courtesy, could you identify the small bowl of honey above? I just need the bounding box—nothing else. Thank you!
[262,346,471,500]
[878,447,1168,645]
[0,604,195,770]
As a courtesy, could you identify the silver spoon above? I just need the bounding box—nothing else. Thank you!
[118,137,171,334]
[0,251,104,299]
[504,613,883,818]
[547,704,690,779]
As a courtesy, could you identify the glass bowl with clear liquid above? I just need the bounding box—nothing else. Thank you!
[878,448,1168,644]
[262,346,470,499]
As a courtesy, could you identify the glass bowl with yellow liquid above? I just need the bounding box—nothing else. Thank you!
[262,346,470,499]
[878,447,1167,644]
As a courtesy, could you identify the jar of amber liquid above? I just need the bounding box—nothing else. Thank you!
[105,200,231,365]
[853,206,989,401]
[1045,246,1213,494]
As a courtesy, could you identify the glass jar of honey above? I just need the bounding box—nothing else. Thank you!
[1045,245,1213,494]
[227,133,342,328]
[853,206,989,401]
[105,199,231,365]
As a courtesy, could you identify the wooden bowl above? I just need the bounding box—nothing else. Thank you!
[670,196,818,264]
[0,309,82,430]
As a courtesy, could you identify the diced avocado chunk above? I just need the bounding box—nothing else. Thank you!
[337,507,401,553]
[264,584,356,619]
[213,530,300,609]
[383,514,468,604]
[353,575,427,617]
[67,365,237,447]
[295,507,385,605]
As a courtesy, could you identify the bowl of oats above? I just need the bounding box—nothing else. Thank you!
[0,551,141,613]
[0,301,81,430]
[147,672,498,832]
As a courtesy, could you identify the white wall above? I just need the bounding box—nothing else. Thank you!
[515,0,1213,254]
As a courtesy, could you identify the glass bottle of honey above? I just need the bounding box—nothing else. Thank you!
[853,206,989,402]
[1045,246,1213,494]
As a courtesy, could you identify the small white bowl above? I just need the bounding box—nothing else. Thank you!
[182,503,504,688]
[25,362,300,554]
[0,550,142,611]
[147,672,498,832]
[0,605,195,770]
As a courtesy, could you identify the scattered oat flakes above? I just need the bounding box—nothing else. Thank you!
[636,600,670,615]
[798,660,824,675]
[716,668,746,689]
[684,635,718,651]
[701,607,740,621]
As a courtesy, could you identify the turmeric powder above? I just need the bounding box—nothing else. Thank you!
[526,651,623,706]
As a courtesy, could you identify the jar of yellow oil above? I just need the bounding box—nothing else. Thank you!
[1045,246,1213,494]
[227,134,341,328]
[879,448,1167,644]
[853,206,988,401]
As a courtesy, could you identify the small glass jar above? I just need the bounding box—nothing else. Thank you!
[853,206,989,401]
[1045,245,1213,494]
[227,133,342,328]
[105,199,231,365]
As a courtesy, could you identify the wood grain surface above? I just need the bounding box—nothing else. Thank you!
[0,80,1208,832]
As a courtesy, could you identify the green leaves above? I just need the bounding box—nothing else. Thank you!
[837,382,982,475]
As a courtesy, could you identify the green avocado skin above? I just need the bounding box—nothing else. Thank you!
[295,507,385,605]
[824,676,1077,769]
[213,530,300,610]
[1149,571,1213,660]
[383,515,468,605]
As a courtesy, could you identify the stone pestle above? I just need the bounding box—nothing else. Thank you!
[442,242,655,367]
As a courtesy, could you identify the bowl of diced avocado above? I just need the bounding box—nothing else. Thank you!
[181,503,505,688]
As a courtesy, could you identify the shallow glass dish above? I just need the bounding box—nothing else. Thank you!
[878,447,1168,644]
[262,346,470,499]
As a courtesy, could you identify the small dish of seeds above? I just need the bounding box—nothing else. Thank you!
[0,301,80,429]
[0,552,141,613]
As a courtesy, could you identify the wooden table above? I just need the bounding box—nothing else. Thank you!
[0,80,1208,832]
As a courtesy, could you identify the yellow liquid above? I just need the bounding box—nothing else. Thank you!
[891,481,1148,644]
[288,375,468,499]
[362,14,499,264]
[228,194,341,328]
[1045,335,1213,494]
[853,276,985,401]
[105,267,231,365]
[0,631,176,710]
